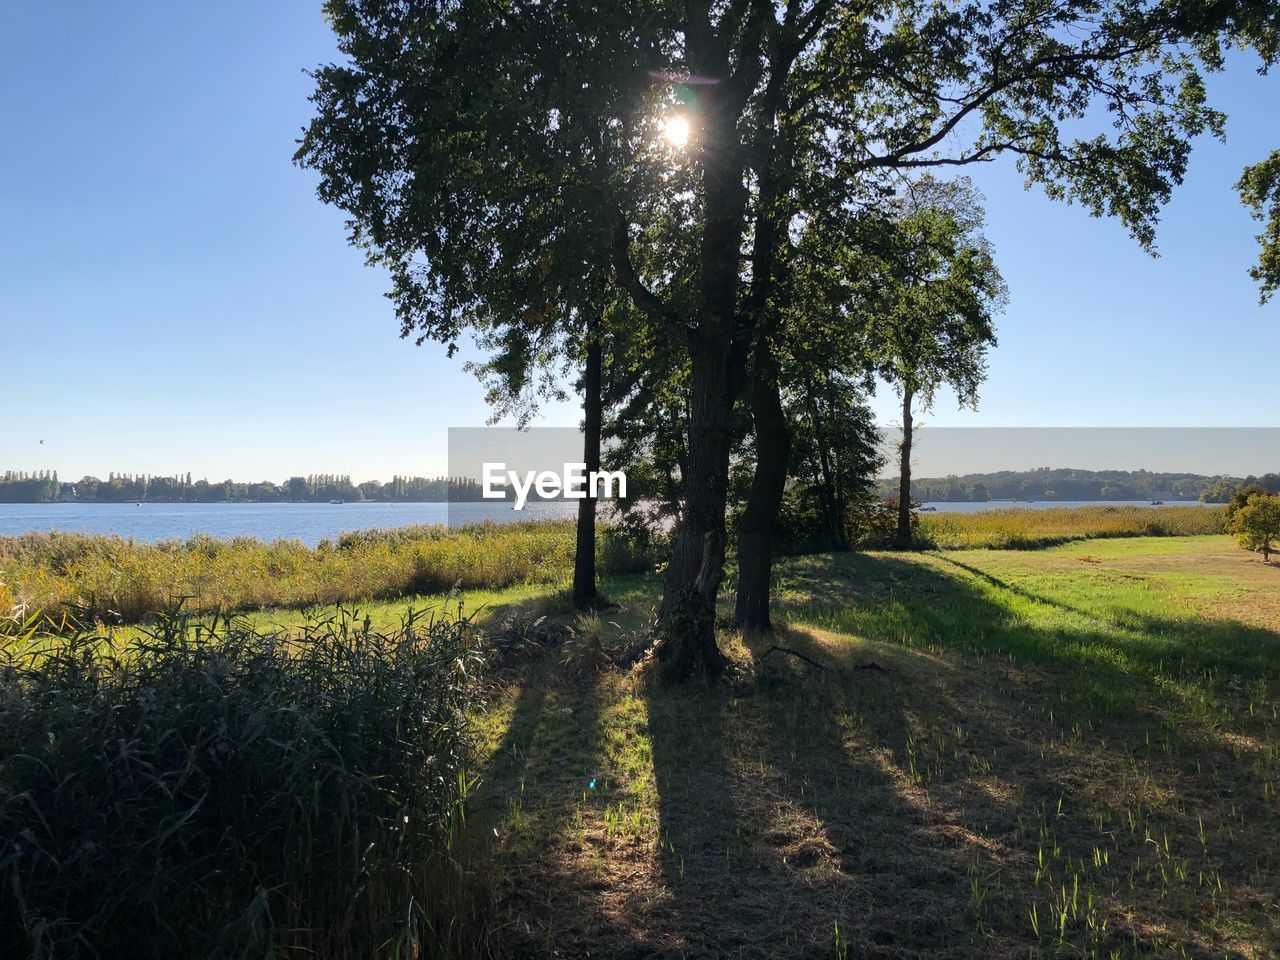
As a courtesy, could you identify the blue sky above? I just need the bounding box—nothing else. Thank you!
[2,2,1276,482]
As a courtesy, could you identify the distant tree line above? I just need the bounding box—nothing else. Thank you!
[0,471,486,504]
[895,469,1280,504]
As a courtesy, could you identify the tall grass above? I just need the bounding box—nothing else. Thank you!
[0,607,488,958]
[0,521,657,625]
[917,504,1226,550]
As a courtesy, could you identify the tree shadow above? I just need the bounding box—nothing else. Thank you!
[763,552,1280,955]
[480,552,1280,958]
[469,662,610,955]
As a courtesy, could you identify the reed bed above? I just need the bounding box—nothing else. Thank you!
[0,607,488,958]
[0,521,655,626]
[917,503,1226,549]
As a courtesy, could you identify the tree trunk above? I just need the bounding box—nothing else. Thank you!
[805,385,848,551]
[653,69,751,680]
[572,328,602,608]
[733,349,791,631]
[655,335,736,679]
[896,388,914,549]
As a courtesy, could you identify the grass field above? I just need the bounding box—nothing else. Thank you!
[4,521,1273,957]
[471,534,1278,958]
[917,503,1225,549]
[0,521,656,626]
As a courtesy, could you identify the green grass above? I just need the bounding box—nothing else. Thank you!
[4,524,1275,957]
[474,535,1279,958]
[0,506,1222,630]
[917,503,1226,549]
[1,607,487,958]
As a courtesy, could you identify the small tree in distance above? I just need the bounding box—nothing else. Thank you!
[1231,491,1280,562]
[862,178,1007,549]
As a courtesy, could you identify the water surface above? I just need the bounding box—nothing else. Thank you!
[0,501,578,546]
[0,499,1211,545]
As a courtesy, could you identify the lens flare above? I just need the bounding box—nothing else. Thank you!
[664,115,689,147]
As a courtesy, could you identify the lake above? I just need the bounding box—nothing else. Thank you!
[0,499,1209,546]
[0,501,578,546]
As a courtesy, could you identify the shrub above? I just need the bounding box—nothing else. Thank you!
[763,488,903,554]
[0,608,486,958]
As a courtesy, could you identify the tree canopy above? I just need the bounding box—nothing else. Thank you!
[299,0,1274,677]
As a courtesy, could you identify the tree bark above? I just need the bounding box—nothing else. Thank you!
[896,387,915,549]
[573,327,602,608]
[654,96,749,679]
[655,334,736,679]
[733,349,791,631]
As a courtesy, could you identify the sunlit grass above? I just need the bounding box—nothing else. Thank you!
[918,504,1225,549]
[475,535,1279,958]
[0,521,656,627]
[4,526,1275,957]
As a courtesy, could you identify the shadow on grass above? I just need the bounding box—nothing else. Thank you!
[478,553,1280,959]
[471,664,609,955]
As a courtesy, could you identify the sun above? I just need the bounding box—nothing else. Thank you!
[663,115,690,148]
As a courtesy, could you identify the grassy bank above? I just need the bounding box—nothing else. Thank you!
[3,534,1276,956]
[1,506,1225,627]
[917,503,1225,549]
[0,521,656,626]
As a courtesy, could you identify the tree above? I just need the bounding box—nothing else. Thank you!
[300,0,1260,678]
[1231,491,1280,561]
[862,178,1006,548]
[1226,483,1271,524]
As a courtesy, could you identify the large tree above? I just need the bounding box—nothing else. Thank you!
[300,0,1261,678]
[732,203,881,628]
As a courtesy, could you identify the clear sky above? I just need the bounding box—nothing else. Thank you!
[2,2,1277,483]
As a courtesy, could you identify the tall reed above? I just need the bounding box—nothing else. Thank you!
[0,607,488,958]
[0,521,657,626]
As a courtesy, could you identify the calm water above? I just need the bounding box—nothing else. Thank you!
[0,499,1208,546]
[0,501,578,546]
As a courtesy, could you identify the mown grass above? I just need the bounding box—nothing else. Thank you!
[0,521,656,627]
[475,535,1279,958]
[917,504,1225,550]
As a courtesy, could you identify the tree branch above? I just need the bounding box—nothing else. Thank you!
[610,218,688,348]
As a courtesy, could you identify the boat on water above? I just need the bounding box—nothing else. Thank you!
[1151,500,1165,506]
[329,498,343,505]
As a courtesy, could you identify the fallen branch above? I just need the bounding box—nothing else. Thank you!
[759,646,890,675]
[760,644,831,672]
